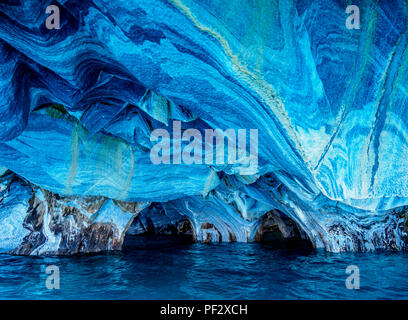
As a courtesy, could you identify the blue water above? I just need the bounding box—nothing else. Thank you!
[0,235,408,299]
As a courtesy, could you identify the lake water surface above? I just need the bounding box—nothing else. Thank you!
[0,235,407,299]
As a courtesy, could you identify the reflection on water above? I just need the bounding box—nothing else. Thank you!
[0,235,407,299]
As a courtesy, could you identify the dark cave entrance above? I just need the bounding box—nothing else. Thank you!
[123,204,196,250]
[123,205,313,250]
[253,210,313,248]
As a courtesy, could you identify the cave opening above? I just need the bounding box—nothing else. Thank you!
[122,204,196,251]
[122,204,313,251]
[254,210,313,249]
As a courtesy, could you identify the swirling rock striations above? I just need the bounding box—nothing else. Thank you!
[0,172,149,255]
[0,0,407,253]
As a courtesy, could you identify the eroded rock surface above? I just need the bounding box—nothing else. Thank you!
[0,1,407,253]
[0,172,149,255]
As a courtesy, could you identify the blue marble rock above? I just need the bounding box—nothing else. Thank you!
[0,172,150,255]
[0,0,407,253]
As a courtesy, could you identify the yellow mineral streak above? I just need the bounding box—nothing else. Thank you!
[121,144,135,200]
[66,123,80,195]
[169,0,308,166]
[63,116,135,199]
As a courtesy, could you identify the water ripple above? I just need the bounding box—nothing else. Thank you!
[0,236,407,299]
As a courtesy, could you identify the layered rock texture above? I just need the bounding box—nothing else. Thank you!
[0,0,407,254]
[0,171,149,254]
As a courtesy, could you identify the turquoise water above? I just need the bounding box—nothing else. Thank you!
[0,235,407,299]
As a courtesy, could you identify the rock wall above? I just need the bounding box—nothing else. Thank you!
[0,172,149,255]
[0,1,407,253]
